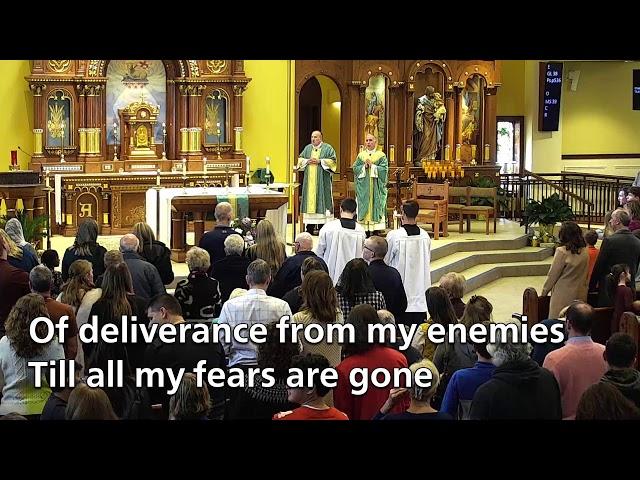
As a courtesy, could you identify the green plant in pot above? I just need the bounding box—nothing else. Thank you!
[521,193,574,242]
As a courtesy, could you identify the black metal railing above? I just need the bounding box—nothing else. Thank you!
[500,171,634,228]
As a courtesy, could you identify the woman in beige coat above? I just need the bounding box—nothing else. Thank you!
[541,221,589,318]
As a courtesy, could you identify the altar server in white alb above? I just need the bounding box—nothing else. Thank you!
[316,198,366,284]
[385,199,432,325]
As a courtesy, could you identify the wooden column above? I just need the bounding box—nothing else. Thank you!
[455,88,463,147]
[64,192,75,235]
[405,87,415,166]
[5,198,17,218]
[445,91,456,156]
[178,85,189,157]
[193,211,205,246]
[30,84,46,159]
[101,192,110,233]
[167,80,176,160]
[171,210,186,262]
[232,84,246,156]
[77,85,87,159]
[388,85,398,165]
[483,87,498,165]
[22,198,35,221]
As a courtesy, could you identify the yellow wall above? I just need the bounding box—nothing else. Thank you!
[497,60,525,117]
[0,61,33,171]
[562,61,640,154]
[243,60,293,185]
[316,74,341,169]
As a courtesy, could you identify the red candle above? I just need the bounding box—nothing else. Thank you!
[10,150,17,166]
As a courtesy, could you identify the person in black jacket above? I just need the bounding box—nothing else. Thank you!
[470,322,562,420]
[133,222,174,285]
[145,294,227,419]
[601,333,640,409]
[120,234,166,301]
[62,218,107,281]
[282,256,327,315]
[267,232,327,298]
[199,201,236,267]
[589,209,640,306]
[211,233,251,303]
[363,236,407,322]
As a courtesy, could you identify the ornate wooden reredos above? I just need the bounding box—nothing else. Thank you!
[26,60,251,172]
[295,60,501,173]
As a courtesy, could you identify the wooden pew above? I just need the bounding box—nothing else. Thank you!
[620,311,640,369]
[516,287,614,344]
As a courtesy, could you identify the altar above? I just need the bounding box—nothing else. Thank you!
[146,186,289,261]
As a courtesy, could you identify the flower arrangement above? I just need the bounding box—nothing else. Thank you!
[231,217,257,246]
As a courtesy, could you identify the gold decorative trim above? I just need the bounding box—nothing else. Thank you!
[188,61,200,77]
[48,60,71,73]
[206,60,227,74]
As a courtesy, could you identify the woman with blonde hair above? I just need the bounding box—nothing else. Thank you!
[439,272,467,319]
[245,219,287,277]
[61,218,106,281]
[132,221,174,285]
[0,229,38,273]
[169,373,211,420]
[58,259,102,374]
[0,294,65,418]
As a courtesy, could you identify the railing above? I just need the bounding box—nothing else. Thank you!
[500,170,634,228]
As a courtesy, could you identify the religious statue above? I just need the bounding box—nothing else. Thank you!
[413,86,446,166]
[364,91,384,142]
[461,100,479,144]
[136,125,148,147]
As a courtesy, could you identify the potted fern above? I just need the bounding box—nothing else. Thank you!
[521,193,574,243]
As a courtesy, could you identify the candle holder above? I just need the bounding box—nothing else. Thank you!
[216,128,222,160]
[202,157,208,190]
[161,123,167,160]
[59,124,66,163]
[113,123,119,160]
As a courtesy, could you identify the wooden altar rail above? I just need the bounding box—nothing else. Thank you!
[499,170,634,228]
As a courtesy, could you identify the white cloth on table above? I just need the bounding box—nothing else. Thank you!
[146,186,289,245]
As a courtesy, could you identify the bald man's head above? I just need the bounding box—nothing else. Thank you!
[120,233,140,253]
[294,232,313,252]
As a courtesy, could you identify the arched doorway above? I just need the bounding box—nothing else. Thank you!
[297,75,342,168]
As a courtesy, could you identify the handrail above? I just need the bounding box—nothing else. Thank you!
[522,169,594,207]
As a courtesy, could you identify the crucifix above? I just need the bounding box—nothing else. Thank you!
[386,168,414,228]
[140,92,145,103]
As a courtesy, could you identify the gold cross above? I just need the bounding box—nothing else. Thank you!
[140,92,145,104]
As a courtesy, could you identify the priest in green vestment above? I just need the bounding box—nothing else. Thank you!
[353,133,388,232]
[296,130,337,233]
